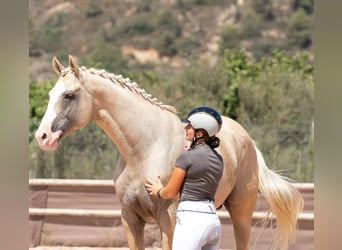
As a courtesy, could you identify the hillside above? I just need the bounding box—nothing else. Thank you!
[29,0,313,82]
[29,0,314,182]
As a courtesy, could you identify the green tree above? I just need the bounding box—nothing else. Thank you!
[220,49,259,119]
[219,26,240,53]
[225,50,314,181]
[81,42,128,72]
[29,49,314,181]
[37,11,70,53]
[287,8,313,49]
[29,81,55,143]
[84,1,103,17]
[166,58,229,116]
[29,80,55,178]
[290,0,314,14]
[239,8,262,39]
[251,0,274,20]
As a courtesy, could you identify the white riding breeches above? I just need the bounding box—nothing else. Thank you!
[172,200,221,250]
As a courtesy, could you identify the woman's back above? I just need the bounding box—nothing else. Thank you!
[176,142,223,202]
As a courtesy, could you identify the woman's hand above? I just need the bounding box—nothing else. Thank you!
[144,176,164,197]
[144,167,186,199]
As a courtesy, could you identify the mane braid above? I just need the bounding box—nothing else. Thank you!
[79,66,177,114]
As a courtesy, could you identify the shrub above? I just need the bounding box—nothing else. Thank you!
[219,26,241,53]
[85,1,103,17]
[290,0,314,14]
[239,8,262,39]
[251,0,274,20]
[156,9,182,38]
[81,42,128,72]
[38,12,69,52]
[177,37,201,57]
[287,8,313,48]
[155,31,178,56]
[114,14,156,37]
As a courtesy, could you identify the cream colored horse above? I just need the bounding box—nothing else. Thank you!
[35,55,303,250]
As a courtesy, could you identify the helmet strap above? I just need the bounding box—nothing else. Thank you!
[190,129,209,148]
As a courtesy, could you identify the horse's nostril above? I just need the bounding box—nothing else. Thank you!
[42,133,47,140]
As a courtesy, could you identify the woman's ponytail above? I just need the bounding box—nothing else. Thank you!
[190,129,220,149]
[206,136,220,148]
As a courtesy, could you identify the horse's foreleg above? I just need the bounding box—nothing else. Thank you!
[113,156,125,182]
[121,209,145,250]
[160,229,173,250]
[158,202,177,250]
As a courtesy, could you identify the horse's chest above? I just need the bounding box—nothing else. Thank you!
[119,188,155,221]
[116,181,150,207]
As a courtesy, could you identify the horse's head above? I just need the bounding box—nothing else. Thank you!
[35,55,92,151]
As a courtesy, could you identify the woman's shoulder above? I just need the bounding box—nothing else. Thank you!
[191,142,210,151]
[177,144,203,159]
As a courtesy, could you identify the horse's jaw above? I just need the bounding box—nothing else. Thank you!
[35,129,63,151]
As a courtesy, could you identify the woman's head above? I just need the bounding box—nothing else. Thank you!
[183,106,222,137]
[183,106,222,148]
[184,124,208,142]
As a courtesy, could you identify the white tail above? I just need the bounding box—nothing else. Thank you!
[255,143,304,250]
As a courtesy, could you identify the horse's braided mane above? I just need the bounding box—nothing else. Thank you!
[76,66,177,114]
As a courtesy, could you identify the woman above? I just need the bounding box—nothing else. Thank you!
[144,106,224,250]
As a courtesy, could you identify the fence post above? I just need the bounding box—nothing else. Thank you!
[29,185,48,247]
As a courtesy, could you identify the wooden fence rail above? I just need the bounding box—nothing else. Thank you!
[29,207,314,221]
[29,179,314,221]
[29,179,314,190]
[29,179,314,248]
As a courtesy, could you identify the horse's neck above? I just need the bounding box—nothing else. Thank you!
[84,72,179,164]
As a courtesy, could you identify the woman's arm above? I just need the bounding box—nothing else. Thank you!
[144,166,186,199]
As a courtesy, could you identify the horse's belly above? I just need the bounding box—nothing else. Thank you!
[214,165,237,206]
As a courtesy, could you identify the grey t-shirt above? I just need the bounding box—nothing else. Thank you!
[175,142,223,202]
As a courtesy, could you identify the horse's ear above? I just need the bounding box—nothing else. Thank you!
[68,55,80,78]
[52,56,65,76]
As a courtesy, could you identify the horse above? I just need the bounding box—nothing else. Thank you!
[35,55,303,250]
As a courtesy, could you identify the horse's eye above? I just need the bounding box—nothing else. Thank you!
[64,93,75,100]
